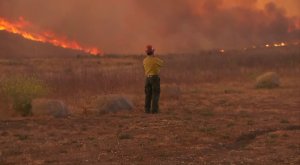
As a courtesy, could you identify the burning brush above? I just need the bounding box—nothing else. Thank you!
[0,17,101,55]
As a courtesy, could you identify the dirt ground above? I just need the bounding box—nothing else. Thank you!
[0,51,300,164]
[1,80,300,164]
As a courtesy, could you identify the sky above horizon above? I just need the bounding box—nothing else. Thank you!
[0,0,299,54]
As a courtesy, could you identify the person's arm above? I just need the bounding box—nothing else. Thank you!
[156,58,164,67]
[142,59,146,71]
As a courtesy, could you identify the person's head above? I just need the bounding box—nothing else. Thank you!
[145,45,155,56]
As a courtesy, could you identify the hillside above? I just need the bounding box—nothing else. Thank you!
[0,31,85,58]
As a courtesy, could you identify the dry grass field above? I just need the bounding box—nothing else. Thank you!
[0,46,300,164]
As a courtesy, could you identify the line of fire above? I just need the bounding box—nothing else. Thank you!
[1,16,299,56]
[0,17,101,56]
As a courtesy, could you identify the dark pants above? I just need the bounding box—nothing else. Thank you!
[145,76,160,113]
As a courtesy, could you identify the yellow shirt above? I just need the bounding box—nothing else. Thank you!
[143,56,164,76]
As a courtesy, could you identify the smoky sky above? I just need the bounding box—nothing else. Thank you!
[0,0,299,54]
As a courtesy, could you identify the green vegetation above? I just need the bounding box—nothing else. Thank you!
[0,75,47,116]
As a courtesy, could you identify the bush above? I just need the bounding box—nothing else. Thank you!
[0,75,47,116]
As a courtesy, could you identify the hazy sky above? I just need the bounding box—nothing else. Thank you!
[0,0,299,53]
[257,0,300,16]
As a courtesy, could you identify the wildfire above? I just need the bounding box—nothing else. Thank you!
[0,17,101,55]
[289,19,300,32]
[219,49,225,53]
[273,42,286,47]
[241,41,296,52]
[264,42,287,48]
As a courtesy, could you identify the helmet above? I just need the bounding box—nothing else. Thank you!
[146,45,155,55]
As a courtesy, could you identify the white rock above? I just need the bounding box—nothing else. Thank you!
[255,72,280,89]
[32,99,69,118]
[92,95,134,114]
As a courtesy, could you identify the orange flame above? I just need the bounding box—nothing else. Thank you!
[0,17,101,55]
[274,42,286,47]
[296,20,300,30]
[219,49,225,53]
[288,18,300,33]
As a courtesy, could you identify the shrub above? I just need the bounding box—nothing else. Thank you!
[0,75,47,116]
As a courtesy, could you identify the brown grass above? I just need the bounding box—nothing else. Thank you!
[0,46,300,164]
[2,47,299,99]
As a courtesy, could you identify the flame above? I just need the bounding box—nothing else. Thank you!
[274,42,286,47]
[0,17,101,55]
[262,42,288,48]
[243,41,294,50]
[294,19,300,30]
[288,18,300,32]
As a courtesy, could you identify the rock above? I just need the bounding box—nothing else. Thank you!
[255,72,280,89]
[32,99,69,118]
[92,95,134,114]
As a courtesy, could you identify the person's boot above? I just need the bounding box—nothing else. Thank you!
[145,109,151,114]
[152,110,159,114]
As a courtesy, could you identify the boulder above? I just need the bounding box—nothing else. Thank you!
[92,95,134,114]
[32,99,69,118]
[255,72,280,89]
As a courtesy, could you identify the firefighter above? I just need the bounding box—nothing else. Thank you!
[143,45,164,114]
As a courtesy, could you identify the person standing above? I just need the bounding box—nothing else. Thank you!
[143,45,164,114]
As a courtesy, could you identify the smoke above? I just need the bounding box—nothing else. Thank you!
[0,0,299,54]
